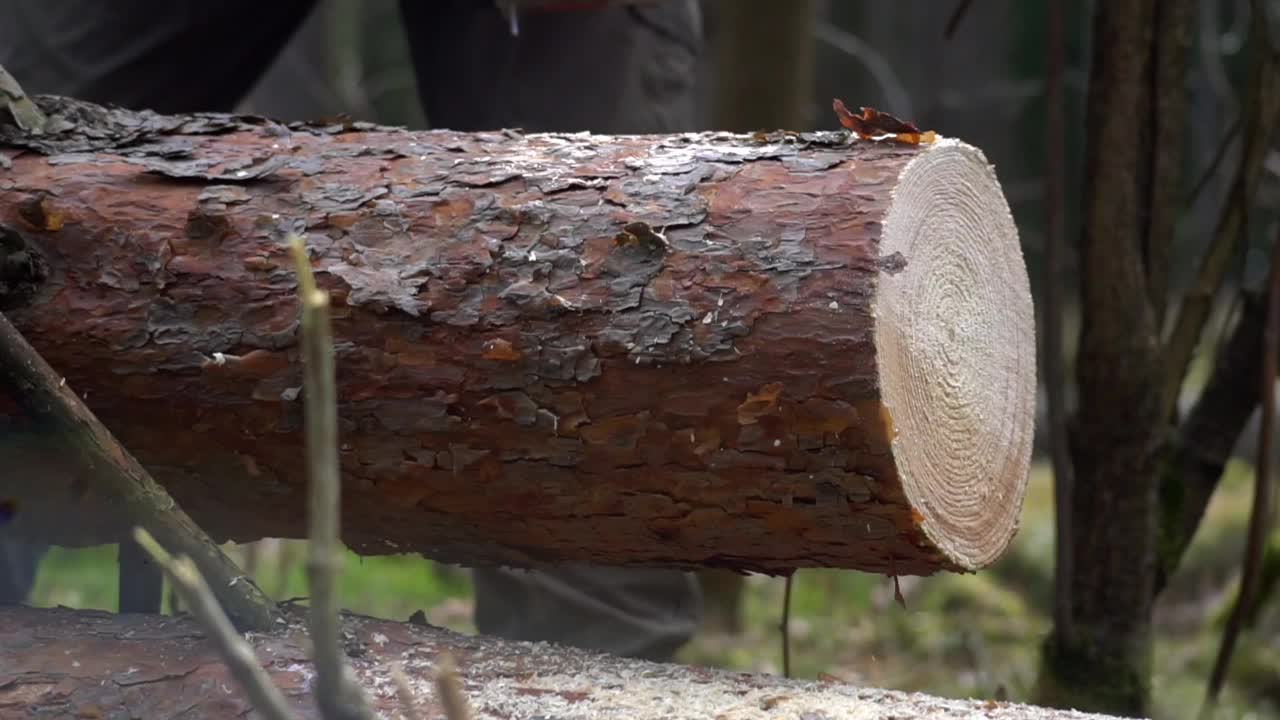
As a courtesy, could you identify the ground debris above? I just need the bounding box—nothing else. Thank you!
[1,606,1133,720]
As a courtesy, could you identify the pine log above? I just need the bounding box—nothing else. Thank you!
[0,96,1036,576]
[0,606,1120,720]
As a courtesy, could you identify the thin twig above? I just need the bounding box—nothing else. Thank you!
[1197,0,1240,124]
[781,573,793,679]
[132,527,295,720]
[389,662,421,720]
[1163,0,1280,422]
[1156,290,1269,593]
[0,62,48,132]
[433,652,473,720]
[812,21,913,120]
[943,0,975,39]
[1145,0,1194,328]
[1043,0,1075,640]
[288,234,376,720]
[1202,227,1280,713]
[1185,114,1242,209]
[0,312,277,631]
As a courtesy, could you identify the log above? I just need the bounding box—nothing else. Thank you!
[0,606,1120,720]
[0,96,1036,576]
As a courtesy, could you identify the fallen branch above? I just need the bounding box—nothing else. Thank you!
[133,527,294,720]
[0,310,278,631]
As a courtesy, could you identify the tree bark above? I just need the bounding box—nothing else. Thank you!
[0,96,1035,577]
[1035,0,1192,715]
[0,605,1127,720]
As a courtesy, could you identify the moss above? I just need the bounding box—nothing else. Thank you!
[1033,628,1153,717]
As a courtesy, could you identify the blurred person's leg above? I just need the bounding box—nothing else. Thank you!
[398,0,704,661]
[400,0,701,134]
[0,0,316,113]
[470,563,703,662]
[0,540,43,605]
[0,0,317,605]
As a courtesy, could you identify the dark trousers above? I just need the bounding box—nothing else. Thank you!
[0,0,703,661]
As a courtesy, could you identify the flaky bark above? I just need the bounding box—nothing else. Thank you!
[0,606,1126,720]
[0,96,1035,576]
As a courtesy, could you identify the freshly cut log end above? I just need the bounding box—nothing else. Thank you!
[875,139,1035,571]
[0,99,1036,575]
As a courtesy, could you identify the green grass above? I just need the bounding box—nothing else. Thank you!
[30,541,475,631]
[24,461,1280,719]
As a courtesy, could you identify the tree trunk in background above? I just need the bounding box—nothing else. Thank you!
[709,0,816,131]
[1034,0,1191,715]
[701,0,817,629]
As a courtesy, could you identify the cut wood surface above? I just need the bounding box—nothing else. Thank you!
[0,97,1036,576]
[0,606,1126,720]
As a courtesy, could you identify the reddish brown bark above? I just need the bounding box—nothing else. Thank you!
[0,97,1034,576]
[0,606,1124,720]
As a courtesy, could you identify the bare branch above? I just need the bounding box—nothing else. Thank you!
[1202,227,1280,713]
[1157,291,1267,593]
[289,233,376,720]
[1144,0,1194,328]
[781,573,794,679]
[1043,0,1075,640]
[0,62,48,132]
[389,662,421,720]
[1184,113,1242,209]
[132,527,295,720]
[1197,0,1240,123]
[1162,11,1280,421]
[943,0,975,39]
[812,21,913,119]
[0,311,277,631]
[433,652,473,720]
